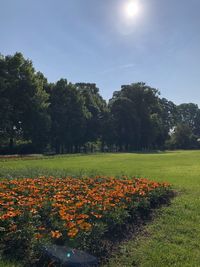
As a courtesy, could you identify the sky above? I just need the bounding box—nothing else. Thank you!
[1,0,200,105]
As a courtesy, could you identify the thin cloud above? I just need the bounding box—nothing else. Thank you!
[98,63,136,75]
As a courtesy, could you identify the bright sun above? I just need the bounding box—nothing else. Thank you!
[124,1,140,18]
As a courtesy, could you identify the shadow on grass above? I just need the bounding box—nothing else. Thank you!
[87,191,176,266]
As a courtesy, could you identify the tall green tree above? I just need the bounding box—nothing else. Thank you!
[177,103,200,136]
[0,52,50,152]
[0,54,10,145]
[50,79,89,153]
[168,123,198,149]
[108,96,139,151]
[108,83,162,150]
[75,83,107,146]
[156,98,178,147]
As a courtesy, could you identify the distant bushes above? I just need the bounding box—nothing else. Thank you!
[0,142,40,155]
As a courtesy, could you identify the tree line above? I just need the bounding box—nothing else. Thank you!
[0,52,200,154]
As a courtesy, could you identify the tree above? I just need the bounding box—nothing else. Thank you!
[108,96,139,151]
[24,71,50,149]
[0,53,10,146]
[177,103,200,136]
[0,52,50,152]
[1,51,200,154]
[50,79,89,153]
[108,83,162,150]
[75,83,107,147]
[156,98,178,148]
[168,123,198,149]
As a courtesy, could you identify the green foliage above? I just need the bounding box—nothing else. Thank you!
[49,79,88,153]
[76,83,107,144]
[167,123,199,149]
[108,83,163,150]
[1,52,200,153]
[177,103,200,132]
[0,52,50,152]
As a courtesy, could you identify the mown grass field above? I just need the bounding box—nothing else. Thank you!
[1,150,200,267]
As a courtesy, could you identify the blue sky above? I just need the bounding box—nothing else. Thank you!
[1,0,200,105]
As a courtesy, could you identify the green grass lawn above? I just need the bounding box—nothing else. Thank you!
[1,150,200,266]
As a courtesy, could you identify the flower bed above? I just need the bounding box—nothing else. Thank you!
[0,176,173,265]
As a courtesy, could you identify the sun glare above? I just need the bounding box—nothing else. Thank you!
[124,0,140,18]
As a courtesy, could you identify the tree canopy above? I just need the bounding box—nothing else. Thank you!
[0,52,199,154]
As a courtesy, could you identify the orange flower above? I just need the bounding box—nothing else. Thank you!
[51,230,62,239]
[76,219,85,225]
[79,222,92,231]
[66,221,76,229]
[38,226,46,231]
[68,227,79,238]
[30,208,37,214]
[91,212,102,219]
[75,202,84,208]
[0,175,170,243]
[76,214,89,220]
[35,233,43,239]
